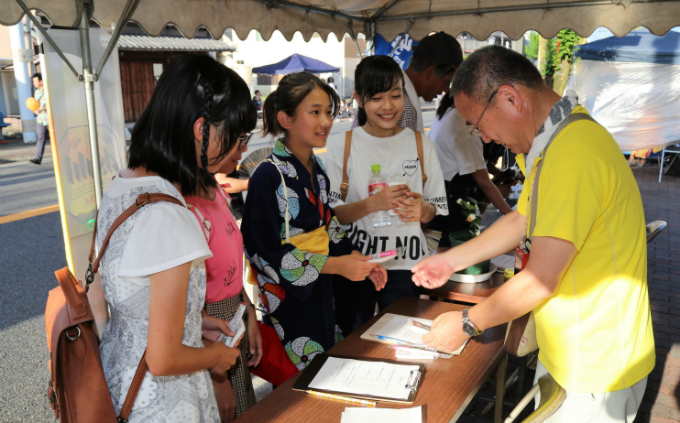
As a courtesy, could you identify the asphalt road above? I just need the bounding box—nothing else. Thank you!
[0,111,436,422]
[0,157,63,422]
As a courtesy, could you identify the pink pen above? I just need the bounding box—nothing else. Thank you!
[372,250,396,260]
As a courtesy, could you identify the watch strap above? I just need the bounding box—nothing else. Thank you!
[463,308,484,336]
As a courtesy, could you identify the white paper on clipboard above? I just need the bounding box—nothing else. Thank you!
[308,357,419,400]
[375,315,432,345]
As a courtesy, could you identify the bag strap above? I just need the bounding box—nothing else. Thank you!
[340,131,352,201]
[186,203,210,242]
[527,113,597,239]
[117,351,148,423]
[83,192,185,423]
[415,131,428,185]
[54,267,87,319]
[267,159,290,243]
[340,130,427,202]
[86,193,185,283]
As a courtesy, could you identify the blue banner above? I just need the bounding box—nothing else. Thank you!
[373,33,419,70]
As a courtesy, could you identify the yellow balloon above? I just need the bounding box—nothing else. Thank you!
[26,97,39,112]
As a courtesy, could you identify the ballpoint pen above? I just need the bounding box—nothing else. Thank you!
[306,390,376,407]
[370,333,420,345]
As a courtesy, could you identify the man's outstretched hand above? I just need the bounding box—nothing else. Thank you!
[411,254,455,289]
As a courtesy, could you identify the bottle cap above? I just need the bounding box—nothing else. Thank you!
[371,164,381,173]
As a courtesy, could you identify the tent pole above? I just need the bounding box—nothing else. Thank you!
[95,0,140,77]
[79,1,103,208]
[13,0,79,78]
[388,19,415,57]
[348,21,363,59]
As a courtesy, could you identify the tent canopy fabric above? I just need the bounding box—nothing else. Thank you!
[2,0,680,43]
[575,30,680,65]
[252,53,340,75]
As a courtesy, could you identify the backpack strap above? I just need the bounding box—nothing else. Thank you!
[117,350,148,423]
[87,193,185,281]
[340,131,352,202]
[84,192,185,423]
[415,130,427,185]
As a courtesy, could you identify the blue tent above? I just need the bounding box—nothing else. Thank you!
[574,30,680,65]
[251,53,340,75]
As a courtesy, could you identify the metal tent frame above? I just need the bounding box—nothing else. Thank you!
[15,0,141,208]
[10,0,680,206]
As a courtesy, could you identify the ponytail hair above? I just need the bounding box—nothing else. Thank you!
[354,55,404,126]
[436,93,454,120]
[262,72,340,137]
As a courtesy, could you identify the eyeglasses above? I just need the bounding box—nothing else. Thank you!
[238,132,253,148]
[467,88,499,137]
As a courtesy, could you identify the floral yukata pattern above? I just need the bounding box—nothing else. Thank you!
[242,140,356,369]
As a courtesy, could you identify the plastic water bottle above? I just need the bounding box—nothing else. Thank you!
[388,174,408,217]
[368,164,391,228]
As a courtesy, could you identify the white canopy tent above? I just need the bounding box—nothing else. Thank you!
[3,0,680,206]
[3,0,680,42]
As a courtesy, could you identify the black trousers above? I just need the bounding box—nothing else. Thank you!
[34,123,49,162]
[333,269,420,337]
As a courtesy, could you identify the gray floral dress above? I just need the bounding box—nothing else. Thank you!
[96,176,219,423]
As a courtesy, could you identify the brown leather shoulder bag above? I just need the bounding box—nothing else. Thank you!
[45,193,184,423]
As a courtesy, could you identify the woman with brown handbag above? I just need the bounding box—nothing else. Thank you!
[95,54,256,422]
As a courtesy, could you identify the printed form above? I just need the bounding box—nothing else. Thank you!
[308,357,419,400]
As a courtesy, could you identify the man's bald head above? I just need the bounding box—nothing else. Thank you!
[450,45,545,103]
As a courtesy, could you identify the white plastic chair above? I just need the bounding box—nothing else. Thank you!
[647,221,667,243]
[504,374,566,423]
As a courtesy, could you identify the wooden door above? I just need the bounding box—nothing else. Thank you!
[120,60,156,123]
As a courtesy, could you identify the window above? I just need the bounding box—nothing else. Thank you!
[153,63,163,82]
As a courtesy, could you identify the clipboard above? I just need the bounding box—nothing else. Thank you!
[292,354,426,404]
[360,313,469,356]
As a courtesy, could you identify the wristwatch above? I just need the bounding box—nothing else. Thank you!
[462,308,484,337]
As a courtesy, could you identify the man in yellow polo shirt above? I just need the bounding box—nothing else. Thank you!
[412,45,654,422]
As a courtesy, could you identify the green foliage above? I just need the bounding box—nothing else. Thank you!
[555,29,582,65]
[525,32,539,60]
[457,198,483,236]
[543,38,557,77]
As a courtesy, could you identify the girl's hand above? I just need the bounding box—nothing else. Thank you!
[395,192,437,223]
[246,309,263,367]
[339,253,378,281]
[368,265,388,291]
[202,314,235,343]
[211,373,237,422]
[208,342,241,374]
[370,184,409,212]
[394,192,424,222]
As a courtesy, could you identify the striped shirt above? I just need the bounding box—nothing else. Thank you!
[35,88,48,126]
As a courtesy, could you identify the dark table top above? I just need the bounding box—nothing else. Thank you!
[236,297,507,423]
[420,272,507,304]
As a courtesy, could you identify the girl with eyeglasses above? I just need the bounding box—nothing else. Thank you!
[98,53,254,422]
[184,129,261,420]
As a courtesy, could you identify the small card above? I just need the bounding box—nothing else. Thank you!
[218,304,246,348]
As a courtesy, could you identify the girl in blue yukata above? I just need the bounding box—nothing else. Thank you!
[240,72,388,371]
